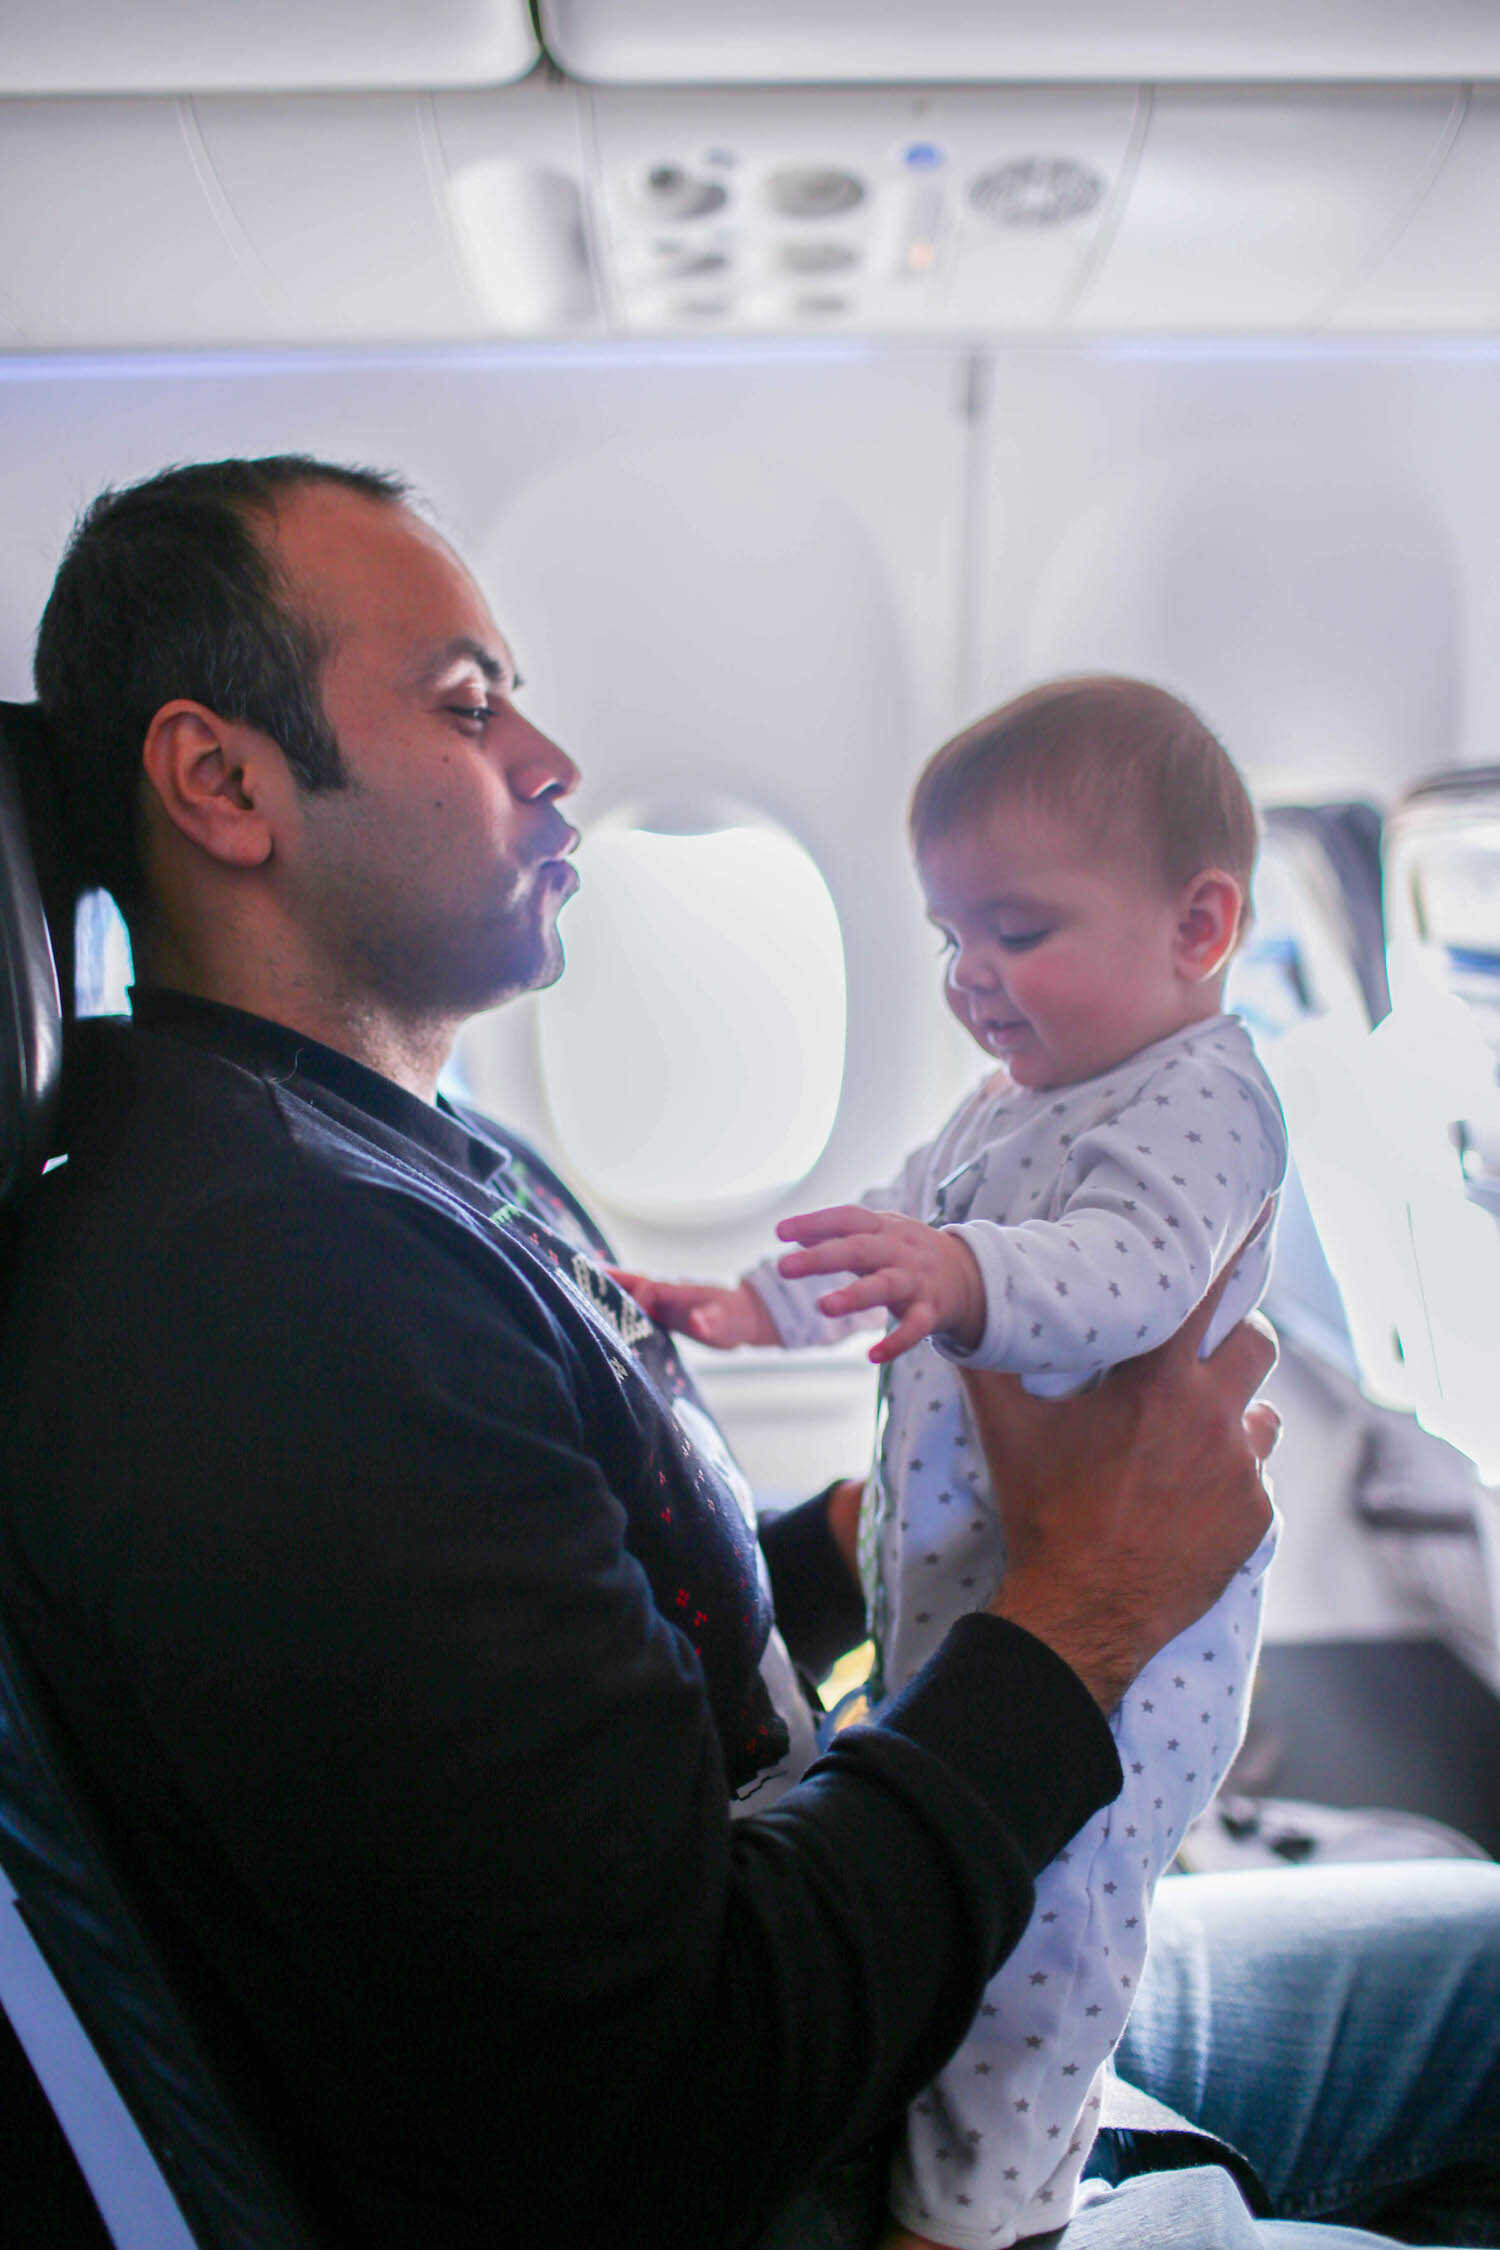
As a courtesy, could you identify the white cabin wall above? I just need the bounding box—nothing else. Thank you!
[967,347,1491,800]
[3,339,1499,1599]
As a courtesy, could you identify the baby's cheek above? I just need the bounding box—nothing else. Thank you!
[942,978,976,1036]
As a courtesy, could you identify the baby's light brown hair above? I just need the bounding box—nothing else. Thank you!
[909,675,1258,937]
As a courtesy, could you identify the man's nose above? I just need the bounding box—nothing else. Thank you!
[509,713,580,802]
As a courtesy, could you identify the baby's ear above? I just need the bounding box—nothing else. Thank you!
[1175,869,1243,981]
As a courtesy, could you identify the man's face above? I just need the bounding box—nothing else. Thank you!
[264,483,580,1019]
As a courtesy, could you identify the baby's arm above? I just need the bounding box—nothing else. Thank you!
[780,1057,1286,1377]
[733,1136,945,1351]
[607,1272,781,1349]
[607,1142,934,1350]
[773,1209,986,1364]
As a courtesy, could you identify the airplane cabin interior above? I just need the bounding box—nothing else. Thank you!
[3,5,1500,2244]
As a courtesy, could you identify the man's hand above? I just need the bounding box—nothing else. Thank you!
[775,1207,986,1363]
[966,1231,1279,1716]
[607,1271,780,1349]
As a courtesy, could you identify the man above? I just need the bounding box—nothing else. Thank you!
[3,457,1496,2250]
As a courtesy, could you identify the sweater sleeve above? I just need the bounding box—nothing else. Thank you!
[939,1053,1287,1391]
[759,1485,870,1683]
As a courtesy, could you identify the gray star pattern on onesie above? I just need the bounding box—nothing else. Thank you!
[748,1013,1287,2248]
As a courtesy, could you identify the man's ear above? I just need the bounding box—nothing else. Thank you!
[140,702,276,870]
[1174,868,1243,982]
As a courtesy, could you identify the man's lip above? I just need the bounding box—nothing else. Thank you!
[535,824,580,871]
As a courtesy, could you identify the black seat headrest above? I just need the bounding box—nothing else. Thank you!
[0,703,64,1207]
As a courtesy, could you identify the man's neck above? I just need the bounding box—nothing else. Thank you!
[135,937,456,1102]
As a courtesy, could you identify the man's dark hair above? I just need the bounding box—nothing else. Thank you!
[32,454,409,918]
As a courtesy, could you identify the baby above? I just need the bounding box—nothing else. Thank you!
[622,675,1286,2249]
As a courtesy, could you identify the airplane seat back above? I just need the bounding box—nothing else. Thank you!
[1363,765,1500,1622]
[0,701,64,1206]
[1225,800,1389,1381]
[1262,802,1390,1028]
[0,699,327,2250]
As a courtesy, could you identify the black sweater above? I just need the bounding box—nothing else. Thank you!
[0,992,1119,2249]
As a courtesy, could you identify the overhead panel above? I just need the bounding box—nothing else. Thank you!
[0,100,288,347]
[1329,89,1500,330]
[541,0,1500,85]
[586,86,1141,335]
[432,87,602,331]
[0,82,600,348]
[187,97,484,341]
[0,0,538,94]
[1071,86,1464,330]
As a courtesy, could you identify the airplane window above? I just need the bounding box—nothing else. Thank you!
[73,891,133,1018]
[538,813,846,1225]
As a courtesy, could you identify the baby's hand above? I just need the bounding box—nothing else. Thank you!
[607,1272,780,1350]
[775,1207,985,1365]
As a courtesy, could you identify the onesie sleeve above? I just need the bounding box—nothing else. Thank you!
[940,1051,1287,1385]
[745,1137,939,1350]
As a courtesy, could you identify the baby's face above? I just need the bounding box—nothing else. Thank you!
[919,799,1214,1092]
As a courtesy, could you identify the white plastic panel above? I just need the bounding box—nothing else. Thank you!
[189,96,484,341]
[1074,86,1462,330]
[0,101,286,347]
[0,84,598,348]
[2,75,1499,345]
[586,85,1141,334]
[431,87,601,330]
[1011,446,1464,803]
[541,0,1500,85]
[1330,89,1500,331]
[935,91,1143,329]
[0,0,537,94]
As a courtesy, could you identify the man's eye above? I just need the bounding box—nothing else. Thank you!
[448,703,493,727]
[998,930,1048,953]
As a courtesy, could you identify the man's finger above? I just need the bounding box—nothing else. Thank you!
[1245,1400,1281,1464]
[1193,1308,1278,1412]
[956,1364,1062,1469]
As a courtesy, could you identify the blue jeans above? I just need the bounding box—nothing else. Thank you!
[751,1861,1500,2249]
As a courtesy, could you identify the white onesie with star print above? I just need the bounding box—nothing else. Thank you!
[748,1012,1287,2249]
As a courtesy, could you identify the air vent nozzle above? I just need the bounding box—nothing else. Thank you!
[969,157,1104,228]
[641,166,728,221]
[766,166,865,220]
